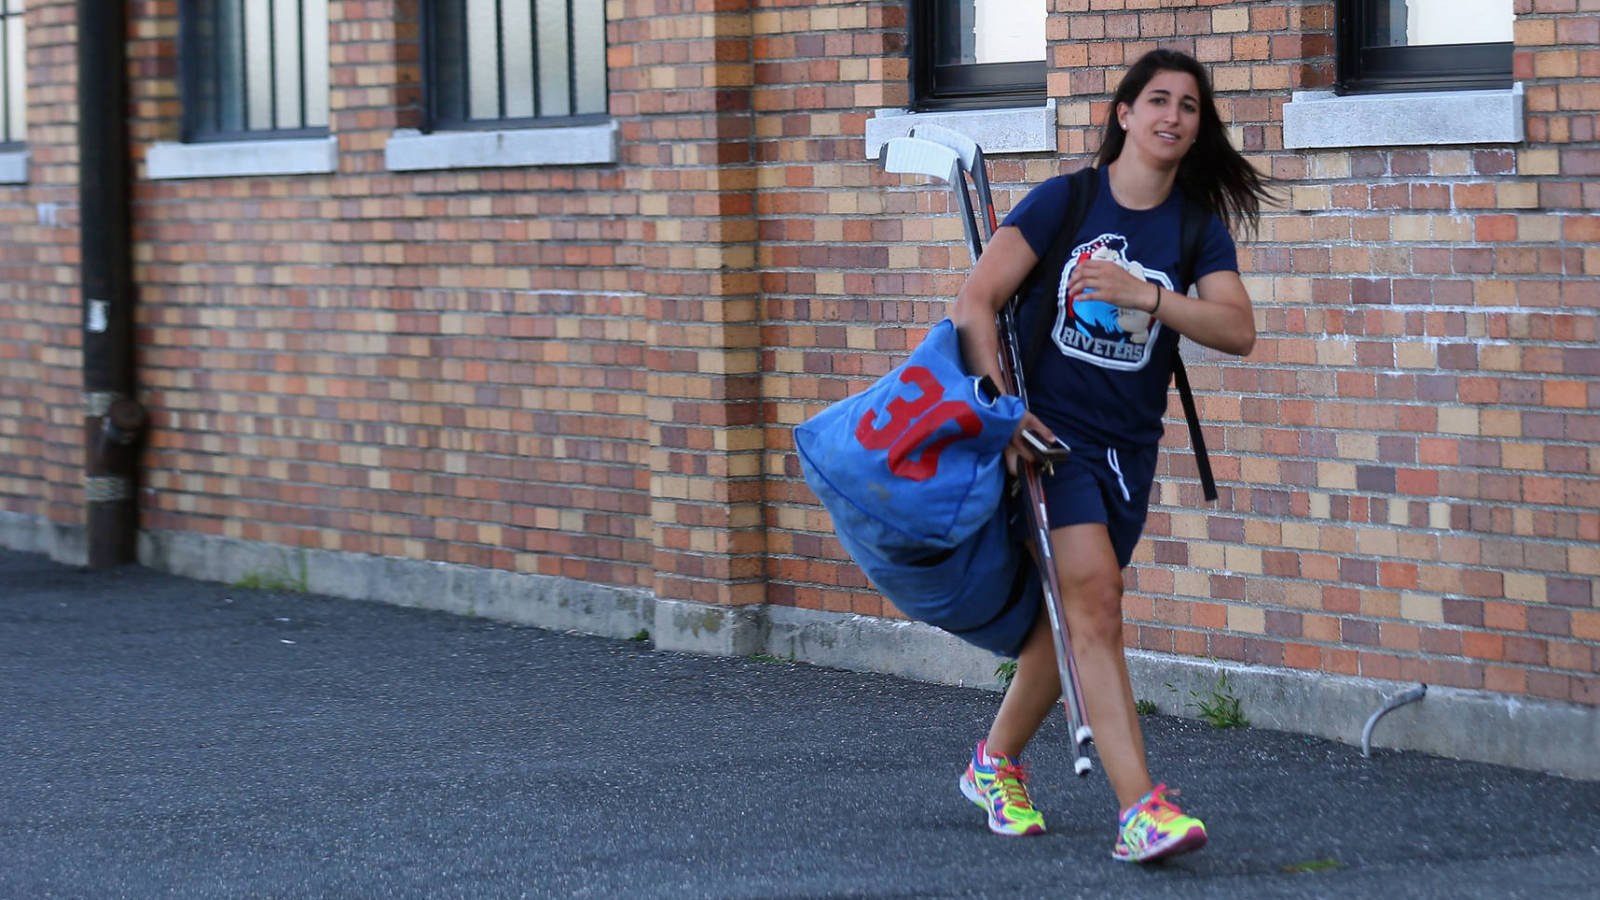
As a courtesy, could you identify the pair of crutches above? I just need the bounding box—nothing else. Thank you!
[882,127,1094,776]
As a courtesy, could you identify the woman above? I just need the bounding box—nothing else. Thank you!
[950,49,1271,862]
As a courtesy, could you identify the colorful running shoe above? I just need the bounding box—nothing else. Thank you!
[1111,783,1207,862]
[959,739,1046,836]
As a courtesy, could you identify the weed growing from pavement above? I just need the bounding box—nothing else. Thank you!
[1282,858,1342,874]
[630,629,650,642]
[994,659,1018,690]
[747,651,795,664]
[1134,698,1158,715]
[233,551,308,593]
[1188,671,1249,729]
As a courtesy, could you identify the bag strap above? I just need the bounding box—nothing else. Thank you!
[1173,192,1218,502]
[1020,166,1099,377]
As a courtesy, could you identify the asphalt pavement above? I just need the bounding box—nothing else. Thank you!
[4,546,1599,899]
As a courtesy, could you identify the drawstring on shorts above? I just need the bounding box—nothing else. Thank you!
[1106,448,1132,502]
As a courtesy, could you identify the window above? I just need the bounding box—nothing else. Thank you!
[1336,0,1513,94]
[425,0,608,130]
[1,0,23,149]
[911,0,1045,110]
[179,0,330,142]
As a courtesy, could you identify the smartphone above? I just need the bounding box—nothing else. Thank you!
[1021,430,1072,464]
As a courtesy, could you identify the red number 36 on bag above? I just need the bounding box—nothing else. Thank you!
[853,365,981,482]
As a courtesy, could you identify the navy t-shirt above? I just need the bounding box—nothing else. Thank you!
[1001,166,1238,449]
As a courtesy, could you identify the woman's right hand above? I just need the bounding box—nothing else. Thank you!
[1005,410,1057,476]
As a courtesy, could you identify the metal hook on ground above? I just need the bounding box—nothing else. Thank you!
[1361,683,1427,758]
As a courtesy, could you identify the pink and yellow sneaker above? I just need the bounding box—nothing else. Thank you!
[959,740,1046,836]
[1112,783,1207,862]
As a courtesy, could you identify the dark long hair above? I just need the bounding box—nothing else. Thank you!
[1095,49,1272,234]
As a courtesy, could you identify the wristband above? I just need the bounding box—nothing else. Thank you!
[1150,284,1162,315]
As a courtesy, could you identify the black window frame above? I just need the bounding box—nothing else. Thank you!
[422,0,610,133]
[909,0,1045,111]
[178,0,329,143]
[1335,0,1513,95]
[0,1,23,150]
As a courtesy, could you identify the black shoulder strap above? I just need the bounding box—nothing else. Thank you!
[1020,166,1098,376]
[1173,193,1217,502]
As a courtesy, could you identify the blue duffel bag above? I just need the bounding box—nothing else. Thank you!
[795,318,1039,655]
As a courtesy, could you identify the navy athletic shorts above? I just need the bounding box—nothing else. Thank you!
[1038,441,1157,569]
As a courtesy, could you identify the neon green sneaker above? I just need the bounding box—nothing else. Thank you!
[1112,783,1207,862]
[959,740,1046,836]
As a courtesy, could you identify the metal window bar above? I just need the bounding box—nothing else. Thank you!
[569,0,582,116]
[534,0,547,118]
[267,0,278,128]
[491,0,501,118]
[297,0,307,130]
[0,6,12,147]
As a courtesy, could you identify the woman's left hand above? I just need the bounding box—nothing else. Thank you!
[1066,260,1155,312]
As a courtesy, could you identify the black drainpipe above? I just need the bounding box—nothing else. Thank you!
[78,1,146,568]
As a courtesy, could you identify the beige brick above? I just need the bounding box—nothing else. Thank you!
[1518,148,1560,175]
[1396,341,1437,368]
[1430,150,1472,175]
[1496,182,1540,209]
[1570,545,1600,577]
[1291,185,1331,210]
[1225,545,1264,575]
[1190,542,1226,570]
[1316,340,1357,366]
[1282,522,1321,550]
[1400,593,1444,624]
[1504,573,1547,604]
[1356,527,1399,558]
[1391,216,1431,242]
[1228,604,1266,634]
[1316,462,1357,491]
[1213,7,1250,32]
[1436,407,1481,436]
[1433,215,1475,241]
[1336,432,1378,461]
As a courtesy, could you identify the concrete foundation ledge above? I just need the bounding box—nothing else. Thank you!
[0,510,86,566]
[761,604,1007,691]
[135,529,652,641]
[1127,652,1600,781]
[2,515,1594,780]
[652,598,768,658]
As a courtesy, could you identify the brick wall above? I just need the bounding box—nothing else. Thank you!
[0,0,78,530]
[0,0,1595,706]
[130,1,653,588]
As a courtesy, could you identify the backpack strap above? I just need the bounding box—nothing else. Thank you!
[1173,193,1217,502]
[1019,167,1099,378]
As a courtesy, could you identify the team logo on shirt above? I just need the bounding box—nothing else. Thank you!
[1054,234,1173,371]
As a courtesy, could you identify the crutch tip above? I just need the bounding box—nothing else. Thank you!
[1074,757,1093,776]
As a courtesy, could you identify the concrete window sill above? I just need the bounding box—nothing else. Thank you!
[0,149,27,183]
[863,101,1057,160]
[1282,84,1524,150]
[384,122,619,171]
[146,136,339,180]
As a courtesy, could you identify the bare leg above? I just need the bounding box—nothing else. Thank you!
[984,522,1153,811]
[983,611,1060,760]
